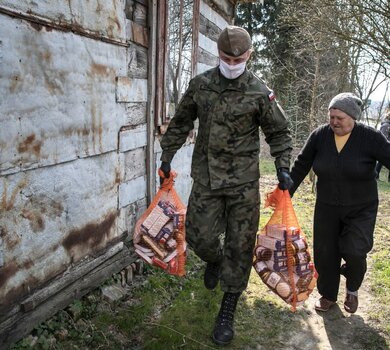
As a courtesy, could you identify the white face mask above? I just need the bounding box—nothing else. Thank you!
[219,59,246,80]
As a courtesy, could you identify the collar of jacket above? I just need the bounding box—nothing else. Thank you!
[204,67,251,93]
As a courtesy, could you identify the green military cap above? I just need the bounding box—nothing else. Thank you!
[217,26,252,57]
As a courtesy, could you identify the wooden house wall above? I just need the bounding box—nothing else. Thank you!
[0,0,235,346]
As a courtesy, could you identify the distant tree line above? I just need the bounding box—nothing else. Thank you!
[235,0,390,147]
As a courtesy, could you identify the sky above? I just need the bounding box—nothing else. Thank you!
[370,83,389,102]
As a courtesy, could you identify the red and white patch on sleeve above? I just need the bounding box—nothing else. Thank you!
[268,91,276,101]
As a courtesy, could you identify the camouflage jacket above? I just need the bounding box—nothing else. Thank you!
[160,67,292,189]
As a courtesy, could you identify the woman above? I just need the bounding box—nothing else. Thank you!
[289,92,390,313]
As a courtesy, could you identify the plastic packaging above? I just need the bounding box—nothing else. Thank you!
[253,187,317,311]
[133,170,186,276]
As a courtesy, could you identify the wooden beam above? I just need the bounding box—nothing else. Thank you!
[192,0,201,77]
[0,244,136,348]
[146,0,158,204]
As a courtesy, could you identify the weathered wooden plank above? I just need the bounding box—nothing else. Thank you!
[126,19,149,47]
[125,0,149,21]
[0,0,127,42]
[0,241,125,323]
[203,0,235,23]
[199,13,222,42]
[199,32,219,56]
[20,242,124,313]
[119,124,147,152]
[0,236,4,268]
[125,102,147,125]
[119,176,147,208]
[117,197,148,242]
[200,0,230,30]
[198,46,219,67]
[127,42,148,79]
[0,246,135,349]
[123,148,147,182]
[0,14,126,176]
[116,77,148,103]
[0,152,121,312]
[192,0,201,77]
[133,1,147,26]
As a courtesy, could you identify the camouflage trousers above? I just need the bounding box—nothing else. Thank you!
[185,180,260,293]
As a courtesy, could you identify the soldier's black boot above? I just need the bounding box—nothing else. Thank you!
[204,262,220,290]
[212,292,241,345]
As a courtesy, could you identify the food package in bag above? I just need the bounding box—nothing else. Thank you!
[133,170,186,276]
[253,187,318,311]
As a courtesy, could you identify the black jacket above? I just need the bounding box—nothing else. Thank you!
[290,123,390,206]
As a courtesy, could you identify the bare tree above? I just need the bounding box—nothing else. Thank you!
[166,0,193,117]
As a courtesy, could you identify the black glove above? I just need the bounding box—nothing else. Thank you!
[277,167,294,191]
[159,161,171,185]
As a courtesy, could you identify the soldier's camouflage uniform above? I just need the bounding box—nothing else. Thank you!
[161,67,292,293]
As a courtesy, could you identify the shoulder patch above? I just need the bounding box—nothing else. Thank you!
[268,91,276,101]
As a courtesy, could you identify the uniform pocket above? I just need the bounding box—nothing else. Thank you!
[227,107,257,135]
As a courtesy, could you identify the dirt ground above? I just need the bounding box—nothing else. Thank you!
[274,276,387,350]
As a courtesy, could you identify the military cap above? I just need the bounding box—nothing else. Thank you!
[217,26,252,57]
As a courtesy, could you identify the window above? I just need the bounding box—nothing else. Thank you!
[156,0,200,132]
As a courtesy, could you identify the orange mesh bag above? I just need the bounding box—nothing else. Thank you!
[133,170,186,276]
[253,187,317,311]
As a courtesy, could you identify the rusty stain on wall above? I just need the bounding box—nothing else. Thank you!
[20,194,64,233]
[1,179,27,211]
[40,50,52,63]
[0,262,56,314]
[90,63,111,77]
[17,134,42,158]
[107,15,121,34]
[115,167,121,185]
[21,209,45,232]
[9,75,21,93]
[95,2,103,13]
[29,21,43,31]
[0,261,18,290]
[0,226,20,251]
[62,127,91,137]
[62,211,117,261]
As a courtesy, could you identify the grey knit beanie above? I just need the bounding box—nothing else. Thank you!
[328,92,363,120]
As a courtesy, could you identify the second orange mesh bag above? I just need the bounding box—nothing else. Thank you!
[253,187,317,311]
[133,170,186,276]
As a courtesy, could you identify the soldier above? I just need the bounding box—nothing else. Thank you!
[159,26,293,346]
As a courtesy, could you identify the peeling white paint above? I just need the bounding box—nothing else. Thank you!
[0,14,126,175]
[0,0,127,41]
[118,175,146,208]
[116,76,148,102]
[0,152,120,301]
[119,124,147,152]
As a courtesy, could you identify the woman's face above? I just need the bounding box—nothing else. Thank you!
[329,108,355,136]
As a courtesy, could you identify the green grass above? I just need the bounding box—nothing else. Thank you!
[260,158,275,176]
[10,161,390,349]
[369,178,390,335]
